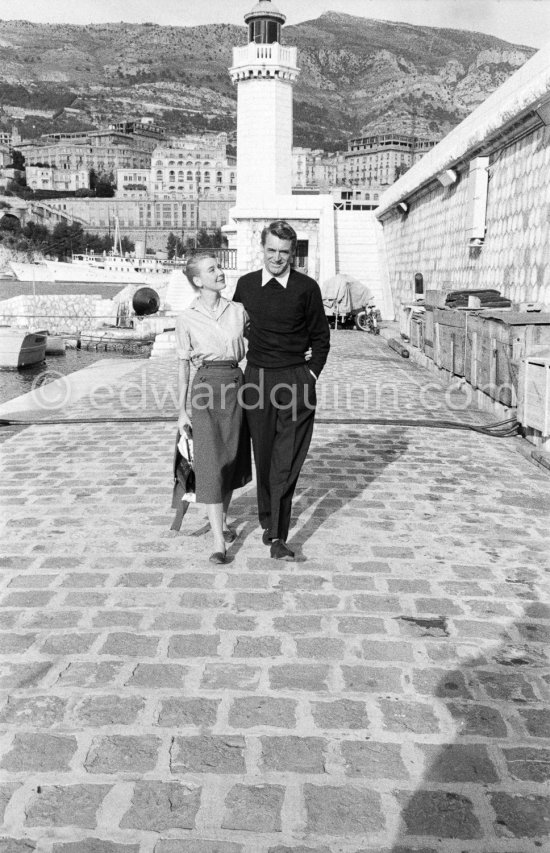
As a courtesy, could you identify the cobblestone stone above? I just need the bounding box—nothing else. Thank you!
[490,792,550,837]
[84,736,160,774]
[261,736,327,772]
[158,697,220,727]
[24,784,111,828]
[171,735,246,774]
[222,784,285,832]
[1,734,77,771]
[74,695,145,726]
[120,781,202,830]
[398,790,482,838]
[304,784,384,835]
[228,697,297,729]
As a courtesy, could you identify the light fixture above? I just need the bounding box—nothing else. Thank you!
[535,98,550,126]
[397,201,409,214]
[437,168,458,187]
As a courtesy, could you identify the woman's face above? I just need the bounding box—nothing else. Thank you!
[195,257,225,292]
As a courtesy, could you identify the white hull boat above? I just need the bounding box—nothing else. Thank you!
[0,327,47,369]
[10,253,183,287]
[45,334,66,355]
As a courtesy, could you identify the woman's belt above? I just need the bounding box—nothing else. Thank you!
[201,359,238,368]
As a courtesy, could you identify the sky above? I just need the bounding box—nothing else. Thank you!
[0,0,549,48]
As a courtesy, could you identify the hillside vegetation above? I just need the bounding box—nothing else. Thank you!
[0,13,535,149]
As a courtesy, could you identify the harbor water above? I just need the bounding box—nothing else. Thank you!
[0,347,147,406]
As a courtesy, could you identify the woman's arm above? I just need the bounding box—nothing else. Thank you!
[177,359,192,432]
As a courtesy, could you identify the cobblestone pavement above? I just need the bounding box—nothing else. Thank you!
[0,331,549,853]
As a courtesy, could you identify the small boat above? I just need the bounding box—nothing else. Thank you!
[0,326,47,369]
[45,334,66,355]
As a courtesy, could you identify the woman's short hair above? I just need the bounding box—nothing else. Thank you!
[261,220,297,254]
[185,251,216,289]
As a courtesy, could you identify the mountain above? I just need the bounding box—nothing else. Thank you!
[0,13,536,150]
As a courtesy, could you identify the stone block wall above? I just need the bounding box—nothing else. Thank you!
[380,124,550,308]
[0,294,117,334]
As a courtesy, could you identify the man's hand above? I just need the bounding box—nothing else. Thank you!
[304,347,312,362]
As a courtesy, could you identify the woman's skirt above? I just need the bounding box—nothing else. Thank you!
[191,361,252,504]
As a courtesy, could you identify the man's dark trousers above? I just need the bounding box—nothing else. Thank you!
[243,363,316,542]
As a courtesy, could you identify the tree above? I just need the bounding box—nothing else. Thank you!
[22,221,50,244]
[95,177,115,198]
[10,149,25,170]
[166,232,185,259]
[166,232,177,260]
[0,213,21,233]
[196,227,223,248]
[48,221,86,258]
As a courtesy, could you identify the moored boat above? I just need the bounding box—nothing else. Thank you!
[45,334,66,355]
[0,327,47,369]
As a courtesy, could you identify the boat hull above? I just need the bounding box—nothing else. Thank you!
[0,328,47,369]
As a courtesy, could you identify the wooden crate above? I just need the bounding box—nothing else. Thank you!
[423,307,435,359]
[434,309,466,376]
[410,317,424,349]
[463,312,528,406]
[521,356,550,435]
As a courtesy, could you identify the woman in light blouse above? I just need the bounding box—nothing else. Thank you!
[176,251,251,563]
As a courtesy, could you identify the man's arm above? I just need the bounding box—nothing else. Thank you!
[306,282,330,379]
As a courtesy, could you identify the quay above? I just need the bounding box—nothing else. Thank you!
[0,330,549,852]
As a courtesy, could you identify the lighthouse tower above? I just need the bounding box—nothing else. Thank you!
[229,0,299,206]
[224,0,336,287]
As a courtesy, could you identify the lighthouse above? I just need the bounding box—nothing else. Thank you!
[229,0,299,206]
[224,0,336,286]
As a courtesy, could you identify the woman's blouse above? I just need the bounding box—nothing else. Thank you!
[175,296,247,366]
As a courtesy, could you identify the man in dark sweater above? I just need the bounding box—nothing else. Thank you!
[233,220,330,559]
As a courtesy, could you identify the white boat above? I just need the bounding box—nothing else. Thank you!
[10,253,182,287]
[0,327,47,369]
[45,334,66,355]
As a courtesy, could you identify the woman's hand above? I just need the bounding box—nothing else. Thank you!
[177,411,192,434]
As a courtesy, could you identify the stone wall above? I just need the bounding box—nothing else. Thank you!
[376,42,550,311]
[0,294,117,334]
[379,125,550,308]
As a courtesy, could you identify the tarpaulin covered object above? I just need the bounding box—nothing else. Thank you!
[320,274,372,316]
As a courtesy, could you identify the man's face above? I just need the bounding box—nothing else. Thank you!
[263,233,293,277]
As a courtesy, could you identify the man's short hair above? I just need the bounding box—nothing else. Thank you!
[261,220,297,254]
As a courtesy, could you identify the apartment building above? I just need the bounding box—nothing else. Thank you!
[116,133,237,199]
[16,128,161,178]
[345,132,437,186]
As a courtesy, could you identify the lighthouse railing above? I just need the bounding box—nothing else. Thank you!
[232,43,297,68]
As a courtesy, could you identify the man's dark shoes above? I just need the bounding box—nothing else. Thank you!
[270,540,295,560]
[262,529,272,546]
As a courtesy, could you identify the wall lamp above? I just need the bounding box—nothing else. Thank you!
[437,168,458,187]
[397,201,409,214]
[535,97,550,126]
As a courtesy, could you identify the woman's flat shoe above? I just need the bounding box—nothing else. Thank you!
[209,551,227,565]
[223,527,237,544]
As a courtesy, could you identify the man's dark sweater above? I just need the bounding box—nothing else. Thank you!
[233,268,330,379]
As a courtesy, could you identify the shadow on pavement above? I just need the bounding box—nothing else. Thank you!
[389,597,550,850]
